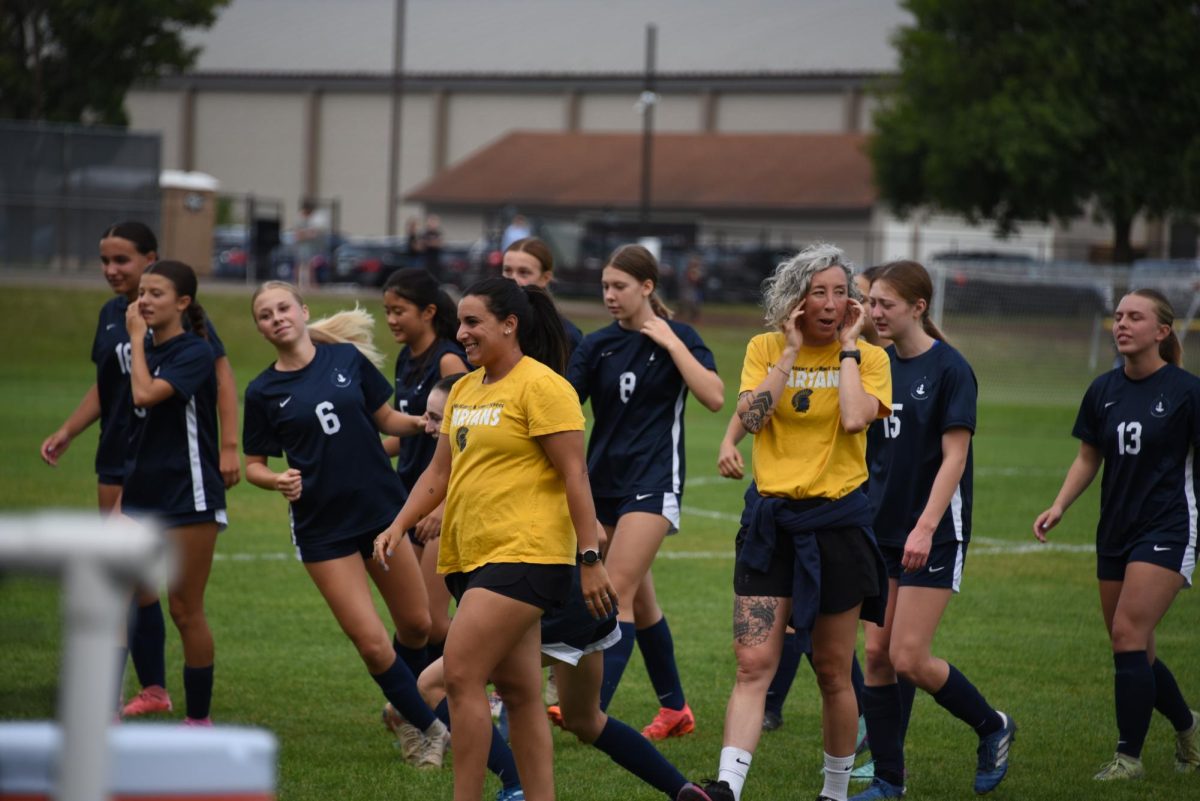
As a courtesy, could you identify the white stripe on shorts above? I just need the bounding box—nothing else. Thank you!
[185,397,207,512]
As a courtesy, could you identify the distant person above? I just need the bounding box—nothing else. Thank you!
[293,198,331,288]
[421,214,444,277]
[502,236,584,354]
[502,214,532,251]
[679,254,705,323]
[39,222,240,720]
[405,216,425,269]
[1034,289,1200,781]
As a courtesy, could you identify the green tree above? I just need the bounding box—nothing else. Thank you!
[0,0,229,126]
[871,0,1200,263]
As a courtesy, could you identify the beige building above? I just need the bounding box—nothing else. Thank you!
[125,0,1191,263]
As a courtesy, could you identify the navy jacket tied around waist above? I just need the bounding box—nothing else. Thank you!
[736,482,888,653]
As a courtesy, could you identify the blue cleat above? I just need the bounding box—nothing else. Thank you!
[975,711,1016,794]
[495,786,525,801]
[849,777,905,800]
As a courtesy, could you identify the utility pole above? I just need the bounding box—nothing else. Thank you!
[386,0,406,237]
[638,23,658,229]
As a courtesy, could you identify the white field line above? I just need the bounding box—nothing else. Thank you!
[212,516,1091,563]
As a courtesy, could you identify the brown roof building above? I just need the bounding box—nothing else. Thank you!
[407,131,875,214]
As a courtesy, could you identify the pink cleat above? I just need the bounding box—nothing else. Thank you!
[121,685,173,717]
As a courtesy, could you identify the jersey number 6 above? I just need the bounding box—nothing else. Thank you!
[315,401,342,435]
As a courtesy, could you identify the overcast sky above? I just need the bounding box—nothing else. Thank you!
[187,0,910,73]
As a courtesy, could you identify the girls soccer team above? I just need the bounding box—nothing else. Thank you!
[41,227,1199,799]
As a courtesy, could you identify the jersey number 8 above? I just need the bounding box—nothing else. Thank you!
[315,401,342,435]
[619,371,637,404]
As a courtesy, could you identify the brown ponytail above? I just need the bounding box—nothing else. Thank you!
[874,260,949,344]
[608,244,674,319]
[1129,288,1183,366]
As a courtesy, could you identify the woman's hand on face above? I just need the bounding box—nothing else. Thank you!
[781,304,805,352]
[125,299,147,339]
[840,299,866,347]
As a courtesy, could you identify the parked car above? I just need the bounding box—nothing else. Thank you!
[211,225,249,280]
[333,238,408,287]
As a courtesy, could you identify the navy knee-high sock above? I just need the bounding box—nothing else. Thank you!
[1151,658,1194,731]
[435,699,520,789]
[1114,650,1155,758]
[636,617,686,711]
[899,677,917,740]
[593,715,688,797]
[129,600,167,689]
[600,622,637,711]
[426,638,445,664]
[850,653,866,717]
[392,633,429,677]
[766,631,802,717]
[931,664,1002,738]
[182,664,213,720]
[862,684,905,786]
[371,656,435,731]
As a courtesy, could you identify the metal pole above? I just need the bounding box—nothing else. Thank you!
[56,558,126,801]
[386,0,407,237]
[639,23,657,228]
[0,513,169,801]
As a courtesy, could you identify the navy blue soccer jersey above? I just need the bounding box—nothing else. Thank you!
[121,332,225,519]
[91,296,226,480]
[393,339,469,491]
[869,340,976,547]
[561,314,583,355]
[567,320,717,497]
[1073,364,1200,556]
[243,343,406,543]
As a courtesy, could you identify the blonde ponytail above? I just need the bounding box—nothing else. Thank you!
[309,304,386,368]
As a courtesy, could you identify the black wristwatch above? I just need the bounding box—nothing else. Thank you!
[839,349,862,365]
[577,548,601,566]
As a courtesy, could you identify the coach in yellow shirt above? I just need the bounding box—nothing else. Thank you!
[688,244,891,801]
[375,278,614,801]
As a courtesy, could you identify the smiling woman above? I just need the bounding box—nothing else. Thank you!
[240,280,450,767]
[373,277,614,801]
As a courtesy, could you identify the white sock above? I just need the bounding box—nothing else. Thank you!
[820,752,855,801]
[717,746,753,801]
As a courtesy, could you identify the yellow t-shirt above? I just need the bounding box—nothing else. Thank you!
[438,356,584,574]
[739,333,891,500]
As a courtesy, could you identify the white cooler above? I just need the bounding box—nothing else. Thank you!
[0,722,276,801]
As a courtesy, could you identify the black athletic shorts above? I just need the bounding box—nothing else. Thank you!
[445,562,573,612]
[734,526,880,614]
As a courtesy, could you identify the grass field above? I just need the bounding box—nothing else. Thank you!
[1,282,1197,801]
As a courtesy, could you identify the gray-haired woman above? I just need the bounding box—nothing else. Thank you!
[685,243,892,801]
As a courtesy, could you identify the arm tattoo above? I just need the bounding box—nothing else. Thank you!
[733,595,780,647]
[738,390,773,433]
